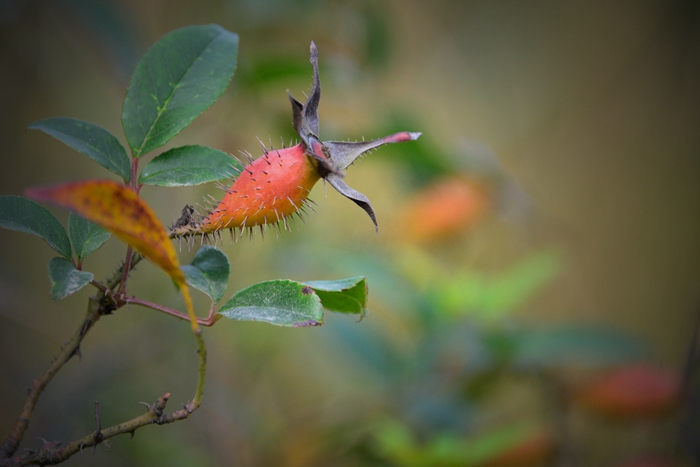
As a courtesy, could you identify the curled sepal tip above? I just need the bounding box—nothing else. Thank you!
[285,42,421,229]
[327,174,378,232]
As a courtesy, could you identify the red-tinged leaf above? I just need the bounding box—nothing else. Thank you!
[25,180,199,330]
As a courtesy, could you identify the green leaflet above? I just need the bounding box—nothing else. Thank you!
[139,145,241,186]
[0,195,72,259]
[68,212,112,261]
[219,279,323,327]
[122,24,239,157]
[303,276,368,314]
[218,276,370,327]
[28,117,131,181]
[182,246,230,303]
[48,257,93,300]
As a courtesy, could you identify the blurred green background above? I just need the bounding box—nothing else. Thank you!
[1,1,699,466]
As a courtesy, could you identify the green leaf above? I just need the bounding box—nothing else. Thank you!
[371,419,422,466]
[372,418,542,467]
[122,24,239,157]
[303,276,368,314]
[68,212,112,261]
[48,257,93,300]
[480,250,560,312]
[218,279,323,327]
[0,195,72,259]
[462,422,542,465]
[28,117,131,181]
[433,250,560,322]
[182,245,229,303]
[139,145,241,186]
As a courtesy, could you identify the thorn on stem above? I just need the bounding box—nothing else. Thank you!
[70,345,82,361]
[79,318,91,336]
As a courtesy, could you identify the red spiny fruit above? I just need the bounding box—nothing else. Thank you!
[198,144,320,233]
[171,41,420,240]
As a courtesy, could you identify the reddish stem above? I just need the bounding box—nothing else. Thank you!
[125,297,219,327]
[117,156,143,296]
[117,248,134,297]
[129,156,140,192]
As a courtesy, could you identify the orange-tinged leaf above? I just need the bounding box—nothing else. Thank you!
[25,180,198,331]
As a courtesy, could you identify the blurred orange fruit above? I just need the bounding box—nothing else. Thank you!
[400,177,489,242]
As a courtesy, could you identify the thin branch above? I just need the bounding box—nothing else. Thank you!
[0,256,140,460]
[92,402,101,456]
[111,254,142,291]
[191,331,207,406]
[0,332,207,466]
[119,157,143,298]
[125,297,220,327]
[118,247,135,296]
[0,296,105,460]
[0,244,195,464]
[89,280,109,294]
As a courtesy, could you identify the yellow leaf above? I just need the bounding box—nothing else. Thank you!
[26,180,198,331]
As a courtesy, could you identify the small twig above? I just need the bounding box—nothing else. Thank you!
[92,402,101,455]
[0,296,103,460]
[1,394,170,466]
[0,332,207,466]
[118,247,135,296]
[0,255,141,460]
[116,157,141,296]
[192,331,207,407]
[88,280,109,294]
[109,254,142,292]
